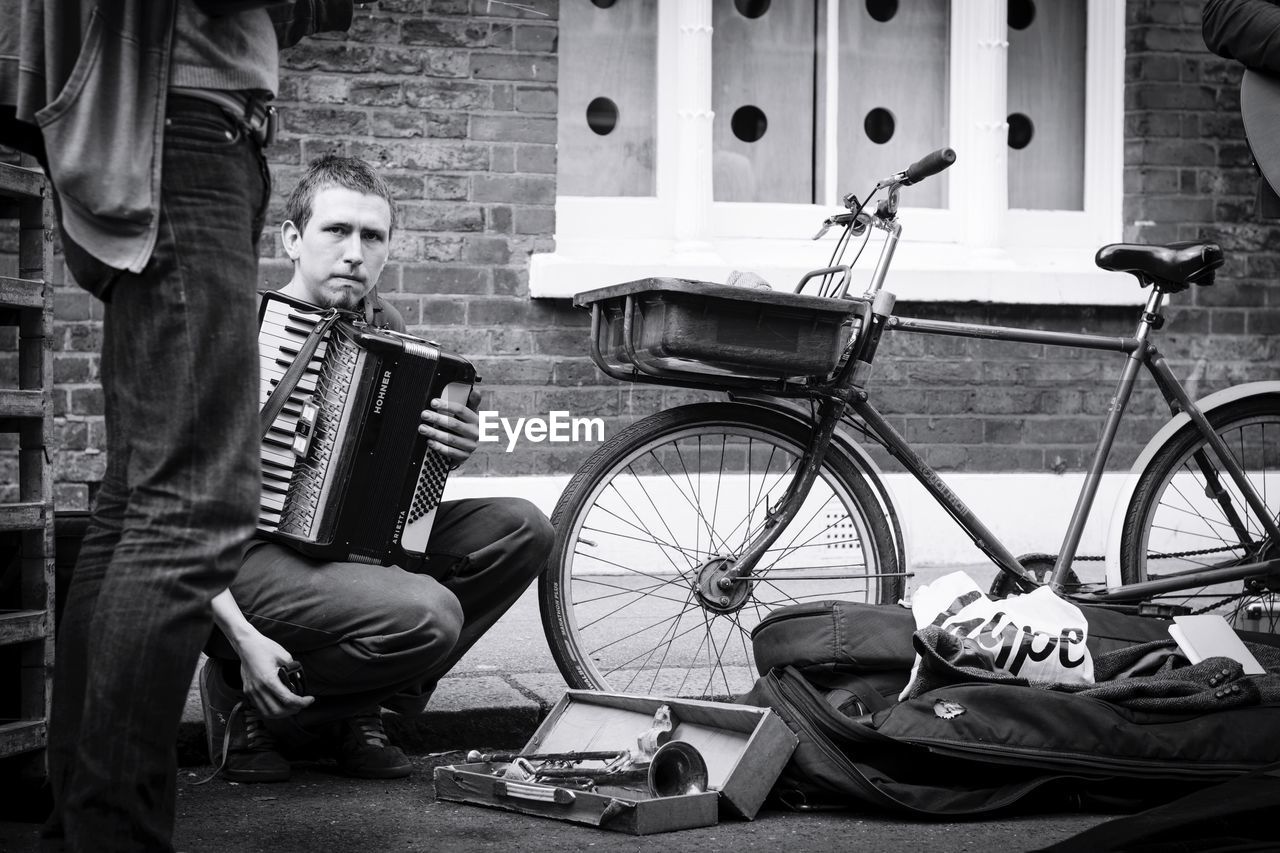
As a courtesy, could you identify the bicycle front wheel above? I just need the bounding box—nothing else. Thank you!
[539,402,902,700]
[1120,394,1280,631]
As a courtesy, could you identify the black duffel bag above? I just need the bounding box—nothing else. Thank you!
[741,600,1280,816]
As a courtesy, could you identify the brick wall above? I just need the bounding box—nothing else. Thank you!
[847,0,1280,477]
[6,0,1280,509]
[256,0,578,480]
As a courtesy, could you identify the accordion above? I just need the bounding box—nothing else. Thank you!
[256,291,476,565]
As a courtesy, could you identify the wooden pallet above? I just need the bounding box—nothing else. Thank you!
[0,160,56,767]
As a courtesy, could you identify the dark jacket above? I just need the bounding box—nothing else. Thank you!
[1204,0,1280,72]
[1203,0,1280,216]
[911,625,1280,713]
[365,288,406,333]
[0,0,352,279]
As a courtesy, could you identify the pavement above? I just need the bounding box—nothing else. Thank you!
[169,563,1005,765]
[2,752,1116,853]
[3,561,1134,851]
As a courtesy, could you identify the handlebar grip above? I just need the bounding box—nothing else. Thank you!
[902,148,956,185]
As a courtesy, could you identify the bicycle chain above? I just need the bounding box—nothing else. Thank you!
[1191,593,1252,615]
[1073,544,1245,561]
[1126,545,1268,615]
[1074,545,1266,615]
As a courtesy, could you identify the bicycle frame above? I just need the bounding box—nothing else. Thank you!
[848,295,1280,604]
[732,202,1280,609]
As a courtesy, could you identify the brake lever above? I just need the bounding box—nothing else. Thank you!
[814,212,865,240]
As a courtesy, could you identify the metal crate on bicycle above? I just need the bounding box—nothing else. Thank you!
[543,146,1279,702]
[581,277,868,383]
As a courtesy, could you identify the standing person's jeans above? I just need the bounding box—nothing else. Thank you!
[42,96,267,852]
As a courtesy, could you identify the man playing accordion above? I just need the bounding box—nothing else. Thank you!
[200,155,553,781]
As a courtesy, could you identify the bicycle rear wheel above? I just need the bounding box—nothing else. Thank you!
[1120,394,1280,632]
[539,402,902,699]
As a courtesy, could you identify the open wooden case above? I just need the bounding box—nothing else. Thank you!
[433,691,798,835]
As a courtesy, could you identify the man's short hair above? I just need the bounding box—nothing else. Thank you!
[284,155,398,236]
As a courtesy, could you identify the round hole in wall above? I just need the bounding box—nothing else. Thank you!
[1008,0,1036,30]
[731,105,768,142]
[591,0,617,8]
[864,108,895,145]
[586,97,619,135]
[734,0,771,19]
[1007,112,1034,149]
[866,0,898,23]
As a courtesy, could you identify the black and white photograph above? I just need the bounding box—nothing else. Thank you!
[1,0,1278,850]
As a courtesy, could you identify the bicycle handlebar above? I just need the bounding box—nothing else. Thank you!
[901,147,956,186]
[843,147,958,211]
[817,147,958,295]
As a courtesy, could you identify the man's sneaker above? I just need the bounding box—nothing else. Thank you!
[199,657,291,783]
[335,708,412,779]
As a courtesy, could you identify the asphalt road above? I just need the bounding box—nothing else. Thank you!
[13,561,1128,853]
[1,754,1114,853]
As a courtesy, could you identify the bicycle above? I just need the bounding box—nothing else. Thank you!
[539,148,1280,701]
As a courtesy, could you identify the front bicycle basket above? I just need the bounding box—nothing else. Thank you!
[576,278,866,382]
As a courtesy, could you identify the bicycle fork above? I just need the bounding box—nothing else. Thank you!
[694,397,848,609]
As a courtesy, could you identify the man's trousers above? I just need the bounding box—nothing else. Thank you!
[213,497,553,729]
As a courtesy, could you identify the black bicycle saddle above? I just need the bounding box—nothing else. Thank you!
[1094,242,1224,292]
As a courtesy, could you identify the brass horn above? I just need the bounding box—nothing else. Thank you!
[529,740,710,798]
[645,740,710,797]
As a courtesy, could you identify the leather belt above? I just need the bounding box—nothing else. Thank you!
[169,87,277,148]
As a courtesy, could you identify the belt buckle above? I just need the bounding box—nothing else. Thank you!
[242,99,276,149]
[258,105,277,148]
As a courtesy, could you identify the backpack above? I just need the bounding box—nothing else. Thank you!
[741,600,1280,816]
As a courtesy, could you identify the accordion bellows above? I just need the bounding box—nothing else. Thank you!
[256,291,475,565]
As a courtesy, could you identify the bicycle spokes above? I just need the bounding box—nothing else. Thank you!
[559,424,893,697]
[1129,407,1280,630]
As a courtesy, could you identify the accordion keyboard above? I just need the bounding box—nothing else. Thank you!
[256,298,359,535]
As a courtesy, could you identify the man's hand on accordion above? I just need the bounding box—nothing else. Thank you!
[420,388,482,470]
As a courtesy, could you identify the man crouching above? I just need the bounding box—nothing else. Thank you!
[200,155,553,781]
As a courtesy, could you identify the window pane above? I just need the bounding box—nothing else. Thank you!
[712,0,817,203]
[557,0,658,197]
[838,0,950,209]
[1007,0,1086,210]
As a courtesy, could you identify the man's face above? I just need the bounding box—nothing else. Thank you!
[282,186,392,311]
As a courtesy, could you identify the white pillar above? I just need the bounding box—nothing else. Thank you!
[1084,0,1125,245]
[673,0,715,251]
[953,0,1007,249]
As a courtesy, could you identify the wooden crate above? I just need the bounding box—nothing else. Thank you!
[0,160,56,770]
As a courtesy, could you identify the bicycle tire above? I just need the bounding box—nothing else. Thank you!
[1120,394,1280,632]
[538,402,902,700]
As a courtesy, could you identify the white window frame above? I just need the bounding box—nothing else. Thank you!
[532,0,1129,304]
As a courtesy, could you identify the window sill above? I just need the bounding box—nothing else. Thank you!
[529,237,1144,305]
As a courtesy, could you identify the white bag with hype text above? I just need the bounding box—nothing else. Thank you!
[901,570,1094,700]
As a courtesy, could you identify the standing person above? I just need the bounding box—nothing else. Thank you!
[0,2,355,850]
[200,155,553,782]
